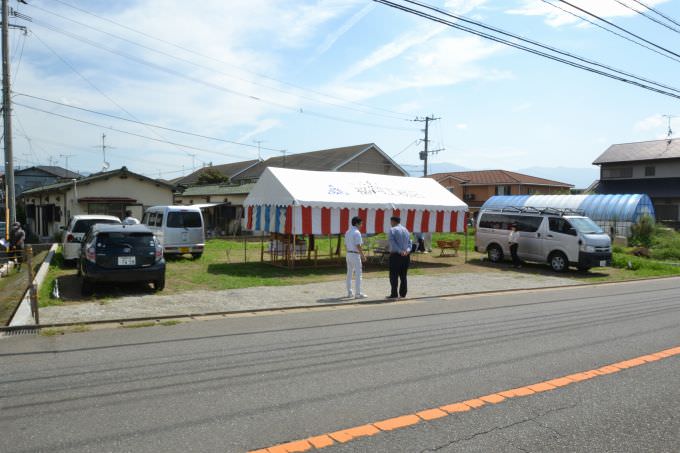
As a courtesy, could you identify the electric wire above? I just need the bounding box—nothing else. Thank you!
[45,0,412,120]
[29,30,195,159]
[374,0,680,100]
[610,0,680,35]
[556,0,680,60]
[540,0,680,65]
[14,101,415,174]
[13,92,286,153]
[14,101,253,160]
[399,0,680,94]
[29,17,415,132]
[631,0,680,28]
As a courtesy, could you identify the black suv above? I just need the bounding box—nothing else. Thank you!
[78,224,166,295]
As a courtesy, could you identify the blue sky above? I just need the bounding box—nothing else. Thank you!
[7,0,680,187]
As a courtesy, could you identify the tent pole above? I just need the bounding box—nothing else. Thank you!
[291,234,296,269]
[464,227,468,264]
[260,230,264,262]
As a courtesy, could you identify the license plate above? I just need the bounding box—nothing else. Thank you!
[118,256,136,266]
[180,247,190,253]
[600,260,607,267]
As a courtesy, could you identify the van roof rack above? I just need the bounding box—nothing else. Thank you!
[482,206,585,216]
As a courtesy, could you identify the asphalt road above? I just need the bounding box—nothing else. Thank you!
[1,277,679,453]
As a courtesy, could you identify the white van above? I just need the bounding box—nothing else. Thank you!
[475,207,612,272]
[142,206,205,259]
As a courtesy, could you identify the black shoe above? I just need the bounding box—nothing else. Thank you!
[386,295,399,300]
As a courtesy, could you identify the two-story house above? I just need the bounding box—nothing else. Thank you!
[429,170,572,216]
[593,138,680,225]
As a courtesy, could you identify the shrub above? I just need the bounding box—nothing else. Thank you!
[629,215,655,248]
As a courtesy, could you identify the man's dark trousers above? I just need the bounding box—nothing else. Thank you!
[389,253,410,298]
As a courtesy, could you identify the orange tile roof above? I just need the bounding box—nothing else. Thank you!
[429,170,572,187]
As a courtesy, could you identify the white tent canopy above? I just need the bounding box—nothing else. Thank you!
[244,167,468,235]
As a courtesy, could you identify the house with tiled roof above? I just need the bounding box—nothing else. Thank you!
[173,160,261,187]
[429,170,572,213]
[231,143,407,183]
[20,166,174,240]
[592,138,680,224]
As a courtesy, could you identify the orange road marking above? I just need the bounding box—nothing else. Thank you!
[373,414,421,431]
[416,408,449,420]
[248,345,680,453]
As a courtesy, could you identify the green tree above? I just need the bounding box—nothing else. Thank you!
[629,215,655,248]
[196,168,228,185]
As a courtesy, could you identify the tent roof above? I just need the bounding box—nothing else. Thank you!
[244,167,467,211]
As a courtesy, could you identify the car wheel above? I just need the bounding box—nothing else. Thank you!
[487,244,503,263]
[81,278,94,296]
[549,252,568,272]
[191,253,202,260]
[76,262,82,277]
[154,277,165,291]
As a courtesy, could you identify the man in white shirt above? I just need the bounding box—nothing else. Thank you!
[123,209,140,225]
[508,223,521,268]
[345,216,367,299]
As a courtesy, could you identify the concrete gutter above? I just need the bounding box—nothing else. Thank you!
[8,243,58,327]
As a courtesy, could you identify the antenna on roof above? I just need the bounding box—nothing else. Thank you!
[663,114,676,143]
[94,133,113,172]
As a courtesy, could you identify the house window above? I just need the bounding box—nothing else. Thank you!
[645,166,655,176]
[87,202,124,219]
[602,167,633,178]
[527,188,536,195]
[495,185,511,195]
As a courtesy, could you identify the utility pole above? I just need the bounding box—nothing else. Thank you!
[187,153,196,172]
[1,1,27,225]
[414,115,443,177]
[2,0,15,224]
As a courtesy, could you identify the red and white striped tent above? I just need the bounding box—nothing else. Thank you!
[244,167,468,235]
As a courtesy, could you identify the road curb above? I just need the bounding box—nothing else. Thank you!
[1,274,678,333]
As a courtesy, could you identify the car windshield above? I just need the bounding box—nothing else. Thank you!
[167,211,202,228]
[73,219,120,233]
[569,217,604,234]
[95,232,155,249]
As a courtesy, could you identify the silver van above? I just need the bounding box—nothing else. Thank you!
[475,207,612,272]
[142,206,205,259]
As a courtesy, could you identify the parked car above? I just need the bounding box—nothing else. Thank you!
[142,205,205,259]
[78,224,165,295]
[475,207,612,272]
[61,215,122,262]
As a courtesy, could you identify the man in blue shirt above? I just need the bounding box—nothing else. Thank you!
[387,216,412,299]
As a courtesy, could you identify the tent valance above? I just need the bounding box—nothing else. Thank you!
[243,168,468,235]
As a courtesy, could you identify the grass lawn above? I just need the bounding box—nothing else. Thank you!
[0,249,48,325]
[34,228,680,307]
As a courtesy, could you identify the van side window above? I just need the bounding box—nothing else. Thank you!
[516,216,542,233]
[147,213,156,226]
[155,214,163,227]
[549,217,576,235]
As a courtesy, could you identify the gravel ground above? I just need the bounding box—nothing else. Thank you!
[38,272,582,324]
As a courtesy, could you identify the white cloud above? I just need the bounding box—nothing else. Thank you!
[634,114,666,132]
[507,0,672,27]
[310,3,376,61]
[456,123,469,130]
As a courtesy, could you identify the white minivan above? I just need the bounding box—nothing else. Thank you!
[142,206,205,259]
[475,208,612,272]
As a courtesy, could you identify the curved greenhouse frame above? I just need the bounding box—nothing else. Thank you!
[480,194,655,237]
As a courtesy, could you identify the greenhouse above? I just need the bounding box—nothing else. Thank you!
[480,194,655,237]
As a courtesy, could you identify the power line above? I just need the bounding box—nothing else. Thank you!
[397,0,680,94]
[44,0,413,121]
[14,92,286,153]
[373,0,680,100]
[540,0,680,65]
[13,101,253,160]
[556,0,680,60]
[29,17,415,132]
[630,0,680,28]
[29,30,193,158]
[610,0,680,35]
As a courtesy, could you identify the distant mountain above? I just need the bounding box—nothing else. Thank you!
[424,162,471,175]
[516,166,599,189]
